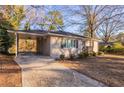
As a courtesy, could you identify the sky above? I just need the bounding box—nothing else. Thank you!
[20,5,124,36]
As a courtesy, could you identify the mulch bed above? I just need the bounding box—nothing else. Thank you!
[60,55,124,87]
[0,55,22,87]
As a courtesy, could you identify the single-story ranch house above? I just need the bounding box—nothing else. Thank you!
[7,30,98,58]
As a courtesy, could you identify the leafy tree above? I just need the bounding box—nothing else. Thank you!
[0,12,14,54]
[0,29,14,54]
[0,6,25,54]
[24,21,30,30]
[38,10,64,31]
[47,10,63,31]
[1,5,25,30]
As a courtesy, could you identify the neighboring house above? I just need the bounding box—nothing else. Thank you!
[99,42,114,48]
[7,30,98,58]
[116,33,124,44]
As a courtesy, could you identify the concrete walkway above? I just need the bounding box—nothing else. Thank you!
[15,56,107,87]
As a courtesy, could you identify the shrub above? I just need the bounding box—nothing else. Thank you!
[88,51,98,56]
[98,51,104,55]
[0,29,14,54]
[91,51,97,56]
[105,46,112,53]
[78,52,84,58]
[108,48,124,55]
[83,52,89,57]
[99,45,105,51]
[99,42,124,55]
[60,54,65,60]
[113,42,124,49]
[69,54,75,60]
[78,52,89,58]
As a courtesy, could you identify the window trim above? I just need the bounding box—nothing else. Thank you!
[61,39,79,49]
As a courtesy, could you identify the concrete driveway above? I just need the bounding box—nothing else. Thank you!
[15,56,106,87]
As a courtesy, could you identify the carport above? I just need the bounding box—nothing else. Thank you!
[7,30,50,57]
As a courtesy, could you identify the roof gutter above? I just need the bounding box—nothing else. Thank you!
[47,32,85,40]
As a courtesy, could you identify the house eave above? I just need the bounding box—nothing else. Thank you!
[7,30,86,40]
[47,33,85,40]
[7,30,48,37]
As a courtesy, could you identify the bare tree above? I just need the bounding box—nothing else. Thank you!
[98,15,124,43]
[65,5,124,52]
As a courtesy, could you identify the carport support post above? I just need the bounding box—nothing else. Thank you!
[15,33,19,57]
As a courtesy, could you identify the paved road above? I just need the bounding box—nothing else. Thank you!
[15,56,107,87]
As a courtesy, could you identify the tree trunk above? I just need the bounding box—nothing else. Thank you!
[90,30,94,53]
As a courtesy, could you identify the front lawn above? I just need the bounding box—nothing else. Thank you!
[60,54,124,87]
[0,54,22,87]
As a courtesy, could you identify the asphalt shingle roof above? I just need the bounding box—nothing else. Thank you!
[7,30,86,38]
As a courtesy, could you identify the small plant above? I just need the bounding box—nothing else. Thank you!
[60,54,65,60]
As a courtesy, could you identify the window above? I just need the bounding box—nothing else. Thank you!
[61,39,66,48]
[70,40,73,48]
[76,40,78,48]
[74,40,76,47]
[61,39,78,48]
[68,39,71,48]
